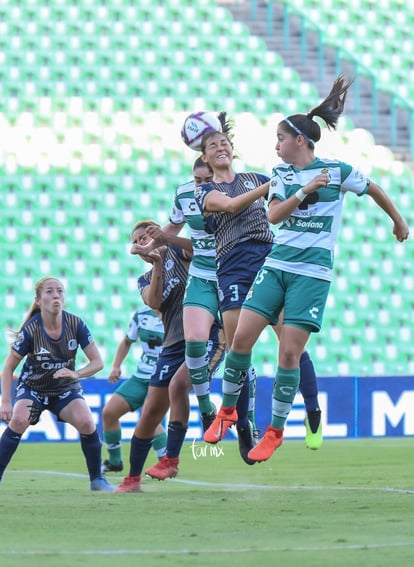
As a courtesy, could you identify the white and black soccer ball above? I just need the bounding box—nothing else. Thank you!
[181,111,222,151]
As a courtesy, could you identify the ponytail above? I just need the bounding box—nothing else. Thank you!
[281,74,354,147]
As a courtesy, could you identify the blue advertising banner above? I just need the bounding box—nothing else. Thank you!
[1,376,413,442]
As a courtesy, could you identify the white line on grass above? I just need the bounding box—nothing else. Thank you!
[5,471,414,558]
[2,542,414,557]
[14,470,414,494]
[172,478,414,494]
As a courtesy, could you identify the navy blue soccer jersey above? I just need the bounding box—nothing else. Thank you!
[137,246,190,348]
[11,311,94,395]
[194,172,274,259]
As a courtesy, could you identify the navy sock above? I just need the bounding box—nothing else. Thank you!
[299,351,319,412]
[236,372,250,428]
[166,421,187,459]
[307,408,322,433]
[80,429,102,482]
[0,427,22,481]
[129,435,153,477]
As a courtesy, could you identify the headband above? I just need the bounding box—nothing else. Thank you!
[284,118,315,145]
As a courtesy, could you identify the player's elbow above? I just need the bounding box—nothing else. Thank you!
[146,298,162,311]
[268,211,284,225]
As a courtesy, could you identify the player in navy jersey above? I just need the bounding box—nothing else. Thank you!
[101,305,167,473]
[0,276,113,491]
[194,122,275,460]
[204,75,409,462]
[115,220,224,491]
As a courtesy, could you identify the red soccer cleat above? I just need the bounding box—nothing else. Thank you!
[247,425,284,462]
[114,474,142,493]
[145,456,179,480]
[203,406,238,444]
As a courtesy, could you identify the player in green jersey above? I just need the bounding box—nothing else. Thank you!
[205,75,409,462]
[101,305,167,473]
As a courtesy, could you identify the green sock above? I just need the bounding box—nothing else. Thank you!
[103,429,122,465]
[271,367,300,429]
[222,349,252,407]
[186,341,213,414]
[153,430,167,459]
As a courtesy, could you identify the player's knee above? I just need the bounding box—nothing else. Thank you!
[102,404,114,424]
[279,349,301,368]
[75,414,96,434]
[9,416,30,433]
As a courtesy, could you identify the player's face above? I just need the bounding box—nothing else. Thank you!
[36,279,65,314]
[193,165,213,186]
[275,125,298,163]
[202,133,233,170]
[130,227,160,264]
[131,227,151,247]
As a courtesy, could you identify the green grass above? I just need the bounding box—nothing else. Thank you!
[0,438,413,567]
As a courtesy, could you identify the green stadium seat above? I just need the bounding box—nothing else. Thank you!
[0,0,412,378]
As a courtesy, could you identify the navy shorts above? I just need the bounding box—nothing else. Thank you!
[216,240,272,312]
[14,384,84,424]
[150,340,186,388]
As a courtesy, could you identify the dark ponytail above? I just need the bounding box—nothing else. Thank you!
[281,74,354,147]
[309,74,353,129]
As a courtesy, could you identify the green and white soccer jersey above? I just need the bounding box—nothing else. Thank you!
[170,180,217,282]
[128,306,164,380]
[266,157,369,281]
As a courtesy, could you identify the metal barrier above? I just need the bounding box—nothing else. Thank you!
[239,0,414,160]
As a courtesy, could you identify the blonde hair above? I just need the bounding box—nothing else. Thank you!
[9,276,64,340]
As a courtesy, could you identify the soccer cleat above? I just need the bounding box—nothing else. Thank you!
[101,459,123,473]
[305,410,323,450]
[114,474,142,493]
[90,476,115,492]
[201,403,217,434]
[145,456,179,480]
[203,406,238,444]
[247,425,284,462]
[237,421,256,466]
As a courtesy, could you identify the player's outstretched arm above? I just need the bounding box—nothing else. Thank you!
[367,181,409,242]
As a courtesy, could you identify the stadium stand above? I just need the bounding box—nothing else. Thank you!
[0,0,413,378]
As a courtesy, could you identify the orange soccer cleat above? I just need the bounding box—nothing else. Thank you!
[145,456,179,480]
[114,474,142,493]
[247,425,284,462]
[203,406,238,444]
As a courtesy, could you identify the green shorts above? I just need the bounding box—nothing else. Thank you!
[183,275,220,318]
[243,267,331,333]
[114,375,150,411]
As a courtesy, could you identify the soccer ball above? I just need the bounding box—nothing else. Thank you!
[181,111,222,151]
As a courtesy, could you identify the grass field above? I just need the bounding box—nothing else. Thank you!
[0,438,413,567]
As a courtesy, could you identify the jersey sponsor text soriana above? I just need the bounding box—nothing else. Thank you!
[266,158,369,282]
[170,179,217,281]
[127,306,164,380]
